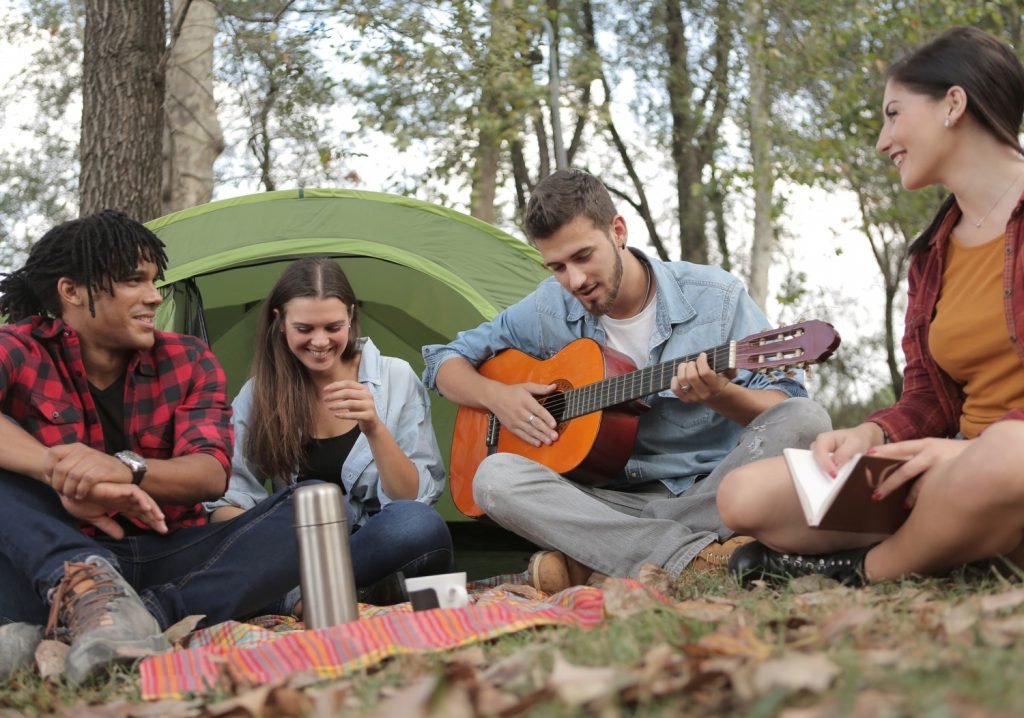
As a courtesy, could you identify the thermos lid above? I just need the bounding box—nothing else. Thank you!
[293,483,346,527]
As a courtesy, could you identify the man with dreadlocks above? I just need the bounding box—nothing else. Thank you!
[0,210,300,684]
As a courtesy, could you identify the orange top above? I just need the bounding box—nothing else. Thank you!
[929,233,1024,437]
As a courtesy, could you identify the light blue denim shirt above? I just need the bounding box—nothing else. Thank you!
[206,337,446,528]
[422,250,807,494]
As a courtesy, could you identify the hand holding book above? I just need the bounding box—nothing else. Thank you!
[865,437,972,507]
[785,448,910,533]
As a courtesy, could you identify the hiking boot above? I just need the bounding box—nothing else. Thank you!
[46,556,171,684]
[527,551,603,593]
[0,623,44,679]
[728,540,874,587]
[686,536,756,575]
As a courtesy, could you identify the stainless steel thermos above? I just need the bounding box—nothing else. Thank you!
[293,483,359,629]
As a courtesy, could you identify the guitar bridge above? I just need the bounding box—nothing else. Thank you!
[485,414,500,450]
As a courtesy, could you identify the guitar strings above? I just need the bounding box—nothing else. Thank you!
[536,344,736,420]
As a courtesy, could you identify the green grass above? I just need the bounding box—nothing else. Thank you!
[3,568,1023,717]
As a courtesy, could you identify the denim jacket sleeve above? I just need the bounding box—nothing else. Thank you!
[422,286,558,390]
[349,355,446,512]
[203,379,272,512]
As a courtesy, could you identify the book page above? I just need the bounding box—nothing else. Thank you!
[783,448,842,525]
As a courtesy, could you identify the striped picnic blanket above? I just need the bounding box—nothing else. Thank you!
[140,578,644,700]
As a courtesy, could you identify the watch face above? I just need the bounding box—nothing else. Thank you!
[117,451,147,472]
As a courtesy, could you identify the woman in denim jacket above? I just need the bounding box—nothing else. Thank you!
[206,257,451,603]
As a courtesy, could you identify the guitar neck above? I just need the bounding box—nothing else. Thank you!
[563,341,736,420]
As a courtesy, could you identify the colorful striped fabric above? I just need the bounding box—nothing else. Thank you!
[139,581,635,700]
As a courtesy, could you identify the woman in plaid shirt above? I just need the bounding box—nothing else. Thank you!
[717,27,1024,585]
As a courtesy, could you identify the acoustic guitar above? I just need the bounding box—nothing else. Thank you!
[448,320,840,517]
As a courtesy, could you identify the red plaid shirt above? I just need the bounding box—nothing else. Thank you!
[0,317,233,532]
[868,192,1024,441]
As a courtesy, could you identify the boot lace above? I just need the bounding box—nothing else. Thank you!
[45,560,125,641]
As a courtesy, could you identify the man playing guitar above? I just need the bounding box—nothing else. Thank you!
[422,169,832,590]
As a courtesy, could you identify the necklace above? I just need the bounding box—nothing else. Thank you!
[634,260,653,317]
[971,167,1024,228]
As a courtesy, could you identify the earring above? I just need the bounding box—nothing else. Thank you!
[944,117,951,128]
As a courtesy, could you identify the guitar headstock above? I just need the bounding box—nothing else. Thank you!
[735,320,841,376]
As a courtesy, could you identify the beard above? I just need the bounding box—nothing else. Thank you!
[584,244,624,316]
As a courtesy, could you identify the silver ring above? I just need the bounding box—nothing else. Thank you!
[681,384,692,394]
[527,414,536,424]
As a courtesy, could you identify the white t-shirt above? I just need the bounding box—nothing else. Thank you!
[598,297,657,370]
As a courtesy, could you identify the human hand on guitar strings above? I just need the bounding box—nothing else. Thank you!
[485,381,559,448]
[670,352,735,403]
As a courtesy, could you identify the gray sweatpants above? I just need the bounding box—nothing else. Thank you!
[473,397,831,578]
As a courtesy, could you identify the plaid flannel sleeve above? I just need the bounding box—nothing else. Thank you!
[169,340,233,483]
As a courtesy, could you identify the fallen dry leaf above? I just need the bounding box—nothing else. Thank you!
[428,681,475,718]
[674,600,734,622]
[206,682,276,717]
[979,588,1024,615]
[547,653,626,706]
[636,562,675,597]
[942,603,978,644]
[443,646,487,669]
[480,644,545,691]
[304,681,353,718]
[818,606,878,644]
[163,615,206,647]
[749,652,840,696]
[127,699,202,717]
[602,577,666,618]
[35,639,68,680]
[789,575,840,593]
[66,702,133,718]
[693,626,772,661]
[792,586,854,609]
[367,675,436,718]
[978,614,1024,647]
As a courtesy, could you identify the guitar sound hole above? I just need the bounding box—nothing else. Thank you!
[539,392,565,423]
[539,378,573,434]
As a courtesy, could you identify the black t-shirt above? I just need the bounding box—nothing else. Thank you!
[298,425,362,491]
[88,375,128,454]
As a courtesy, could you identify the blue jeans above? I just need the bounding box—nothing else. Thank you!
[0,470,302,630]
[349,500,453,585]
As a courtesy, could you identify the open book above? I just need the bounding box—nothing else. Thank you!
[784,448,911,533]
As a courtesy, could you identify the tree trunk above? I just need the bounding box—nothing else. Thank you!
[162,0,224,215]
[746,0,774,309]
[80,0,165,221]
[469,0,513,223]
[664,0,705,264]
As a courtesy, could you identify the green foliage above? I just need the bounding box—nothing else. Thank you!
[215,1,352,190]
[0,1,82,261]
[335,0,556,215]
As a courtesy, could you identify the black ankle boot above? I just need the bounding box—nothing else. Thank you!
[728,540,874,587]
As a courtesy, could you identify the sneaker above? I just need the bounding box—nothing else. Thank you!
[728,540,874,587]
[46,556,171,684]
[0,623,44,679]
[687,536,756,575]
[527,551,601,593]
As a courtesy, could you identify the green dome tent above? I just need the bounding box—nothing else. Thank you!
[148,188,549,520]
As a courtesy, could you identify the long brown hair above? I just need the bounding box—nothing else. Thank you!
[245,257,362,481]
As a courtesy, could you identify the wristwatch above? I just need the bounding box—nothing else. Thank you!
[115,450,148,486]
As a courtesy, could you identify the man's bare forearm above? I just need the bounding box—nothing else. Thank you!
[435,357,496,409]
